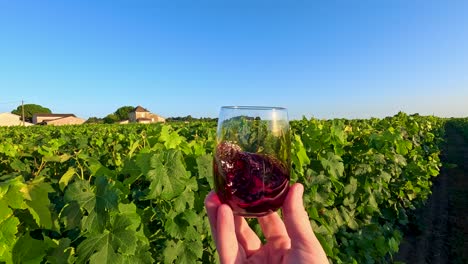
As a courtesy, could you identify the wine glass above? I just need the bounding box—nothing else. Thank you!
[213,106,291,217]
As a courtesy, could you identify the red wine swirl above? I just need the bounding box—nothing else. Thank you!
[214,141,290,217]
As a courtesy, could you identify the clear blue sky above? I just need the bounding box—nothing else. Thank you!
[1,0,467,120]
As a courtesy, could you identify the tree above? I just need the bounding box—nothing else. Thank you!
[166,115,217,122]
[102,106,134,124]
[85,117,104,124]
[11,104,51,122]
[103,114,119,124]
[114,106,134,121]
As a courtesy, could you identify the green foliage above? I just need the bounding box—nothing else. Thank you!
[21,177,55,229]
[103,105,135,124]
[85,117,104,124]
[114,106,135,121]
[11,103,52,122]
[449,117,468,141]
[290,112,445,263]
[103,114,119,124]
[166,115,218,123]
[0,114,445,263]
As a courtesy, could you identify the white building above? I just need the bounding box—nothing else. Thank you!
[0,113,33,126]
[128,106,166,123]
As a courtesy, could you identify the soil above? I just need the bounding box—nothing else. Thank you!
[395,125,468,264]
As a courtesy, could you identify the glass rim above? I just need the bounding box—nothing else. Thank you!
[221,106,287,111]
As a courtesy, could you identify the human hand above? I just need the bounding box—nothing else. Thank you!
[204,183,329,264]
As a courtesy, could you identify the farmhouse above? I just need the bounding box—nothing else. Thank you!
[127,106,165,124]
[0,113,33,126]
[33,113,85,125]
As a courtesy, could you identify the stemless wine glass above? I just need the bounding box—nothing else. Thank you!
[213,106,291,217]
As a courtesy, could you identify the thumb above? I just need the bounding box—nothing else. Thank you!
[283,183,325,255]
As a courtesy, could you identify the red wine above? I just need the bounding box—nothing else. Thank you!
[214,141,290,217]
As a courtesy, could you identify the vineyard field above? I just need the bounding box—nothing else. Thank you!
[0,112,446,263]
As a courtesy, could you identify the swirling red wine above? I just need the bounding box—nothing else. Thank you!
[214,141,290,217]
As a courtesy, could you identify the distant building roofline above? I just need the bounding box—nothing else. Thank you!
[33,113,76,117]
[133,106,149,112]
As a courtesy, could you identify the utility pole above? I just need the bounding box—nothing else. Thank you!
[22,100,25,126]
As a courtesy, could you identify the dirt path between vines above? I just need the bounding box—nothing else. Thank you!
[395,125,468,264]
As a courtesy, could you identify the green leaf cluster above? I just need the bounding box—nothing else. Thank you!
[0,114,447,263]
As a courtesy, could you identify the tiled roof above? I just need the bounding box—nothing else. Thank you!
[45,116,85,125]
[134,106,149,112]
[33,113,76,117]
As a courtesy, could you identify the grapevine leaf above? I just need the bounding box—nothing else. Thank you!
[82,211,103,234]
[130,241,154,264]
[163,239,203,264]
[165,217,188,239]
[375,235,387,255]
[59,167,77,191]
[65,177,119,233]
[111,215,138,254]
[173,177,197,212]
[196,154,213,186]
[165,213,199,240]
[0,201,19,263]
[135,153,153,175]
[293,134,310,167]
[173,188,195,212]
[367,190,379,212]
[95,176,119,216]
[89,241,123,264]
[394,154,407,166]
[12,233,49,264]
[340,206,359,230]
[145,150,188,200]
[395,140,412,155]
[178,239,203,264]
[60,201,82,230]
[118,203,141,231]
[329,208,344,227]
[121,159,142,186]
[163,240,180,264]
[159,126,184,149]
[45,238,77,264]
[64,180,95,213]
[380,172,392,182]
[320,152,344,179]
[10,159,30,173]
[183,210,200,227]
[344,178,358,194]
[1,177,26,209]
[331,121,347,145]
[20,179,54,229]
[353,164,371,176]
[88,159,116,180]
[76,231,111,264]
[145,155,168,199]
[388,237,399,253]
[77,212,141,264]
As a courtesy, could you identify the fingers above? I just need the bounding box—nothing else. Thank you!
[205,191,222,243]
[206,192,261,261]
[217,204,240,263]
[259,212,291,249]
[283,183,324,254]
[234,216,262,255]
